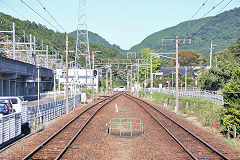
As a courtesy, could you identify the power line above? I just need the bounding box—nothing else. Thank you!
[0,0,28,20]
[180,0,226,36]
[36,0,66,32]
[191,0,233,37]
[189,0,209,21]
[19,0,61,32]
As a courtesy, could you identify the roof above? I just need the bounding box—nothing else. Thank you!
[160,67,195,77]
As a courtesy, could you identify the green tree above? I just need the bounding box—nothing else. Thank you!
[222,67,240,135]
[139,48,165,83]
[169,50,203,66]
[198,52,240,89]
[229,38,240,53]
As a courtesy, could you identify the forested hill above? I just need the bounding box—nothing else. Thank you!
[0,12,124,64]
[129,7,240,55]
[69,31,126,54]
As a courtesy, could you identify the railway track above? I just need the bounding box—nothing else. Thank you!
[22,92,121,160]
[123,93,229,160]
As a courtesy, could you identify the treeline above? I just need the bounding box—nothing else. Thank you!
[130,7,240,56]
[0,12,124,65]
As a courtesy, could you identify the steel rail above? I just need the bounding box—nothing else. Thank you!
[55,93,122,159]
[22,93,120,160]
[123,93,229,160]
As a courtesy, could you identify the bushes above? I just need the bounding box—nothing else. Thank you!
[222,67,240,135]
[142,92,224,127]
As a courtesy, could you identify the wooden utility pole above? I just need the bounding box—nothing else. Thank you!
[162,36,191,114]
[92,53,95,101]
[150,53,153,102]
[130,65,133,93]
[65,34,69,114]
[185,66,187,91]
[127,71,129,90]
[175,36,179,114]
[106,69,108,91]
[110,66,112,94]
[137,58,139,97]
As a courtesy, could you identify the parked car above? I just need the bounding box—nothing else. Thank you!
[0,103,11,115]
[0,99,14,112]
[113,86,126,92]
[0,97,23,113]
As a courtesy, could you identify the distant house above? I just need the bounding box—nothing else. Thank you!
[55,69,101,91]
[156,67,197,78]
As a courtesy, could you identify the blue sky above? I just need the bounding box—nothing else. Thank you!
[0,0,239,49]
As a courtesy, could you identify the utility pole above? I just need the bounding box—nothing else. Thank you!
[130,65,133,93]
[65,34,69,114]
[33,36,36,65]
[29,34,32,64]
[175,36,179,114]
[137,58,139,97]
[144,72,146,96]
[210,41,217,68]
[110,66,112,94]
[150,53,153,102]
[162,36,191,114]
[12,22,16,60]
[92,53,95,101]
[106,69,108,91]
[185,66,187,91]
[46,45,48,68]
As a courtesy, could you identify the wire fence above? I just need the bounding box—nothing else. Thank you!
[27,94,81,128]
[0,113,22,144]
[144,87,224,104]
[0,94,81,145]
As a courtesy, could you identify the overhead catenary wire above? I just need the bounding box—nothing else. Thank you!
[191,0,234,37]
[19,0,61,32]
[0,0,28,20]
[36,0,66,33]
[189,0,209,21]
[180,0,226,36]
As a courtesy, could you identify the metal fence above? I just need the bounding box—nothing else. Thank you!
[0,113,22,144]
[144,88,224,104]
[0,94,80,145]
[27,94,81,127]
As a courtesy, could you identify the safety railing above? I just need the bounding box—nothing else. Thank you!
[108,118,144,137]
[0,113,22,144]
[27,94,81,128]
[0,94,81,145]
[144,88,224,104]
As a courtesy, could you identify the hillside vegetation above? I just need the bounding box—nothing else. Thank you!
[69,30,126,54]
[130,7,240,55]
[0,12,124,66]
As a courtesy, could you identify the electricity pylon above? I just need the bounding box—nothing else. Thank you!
[75,0,91,88]
[75,0,91,69]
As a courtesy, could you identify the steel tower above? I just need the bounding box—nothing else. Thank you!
[75,0,91,69]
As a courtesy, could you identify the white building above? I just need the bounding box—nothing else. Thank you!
[56,69,100,92]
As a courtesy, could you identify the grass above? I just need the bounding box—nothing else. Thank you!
[140,91,240,151]
[218,136,240,150]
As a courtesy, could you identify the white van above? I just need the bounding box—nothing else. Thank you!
[0,97,23,113]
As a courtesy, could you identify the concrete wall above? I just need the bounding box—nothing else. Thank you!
[0,56,53,99]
